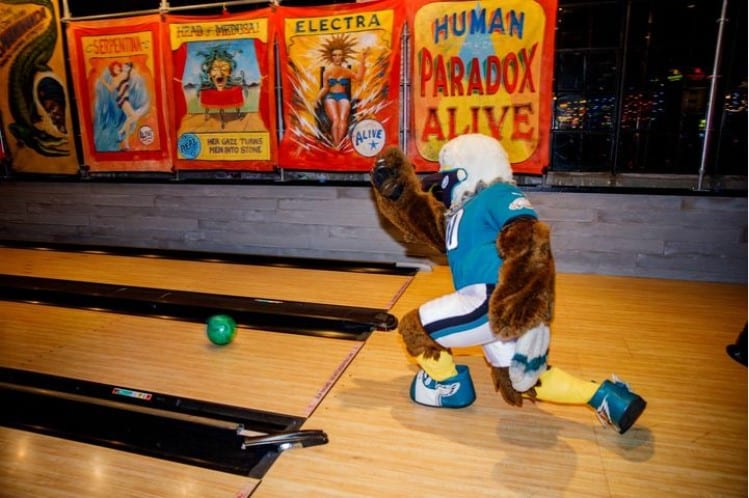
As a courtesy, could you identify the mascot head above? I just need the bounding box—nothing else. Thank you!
[423,134,514,209]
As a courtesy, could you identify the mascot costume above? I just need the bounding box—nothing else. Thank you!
[371,134,646,434]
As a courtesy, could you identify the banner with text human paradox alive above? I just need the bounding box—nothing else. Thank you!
[408,0,557,174]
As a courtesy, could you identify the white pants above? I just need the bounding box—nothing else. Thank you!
[418,283,517,367]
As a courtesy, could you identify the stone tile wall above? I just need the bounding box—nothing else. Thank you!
[0,182,745,283]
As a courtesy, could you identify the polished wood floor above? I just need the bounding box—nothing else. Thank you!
[0,247,413,309]
[258,267,748,498]
[0,249,746,497]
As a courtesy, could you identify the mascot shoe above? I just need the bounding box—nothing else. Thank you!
[588,378,647,434]
[410,365,476,408]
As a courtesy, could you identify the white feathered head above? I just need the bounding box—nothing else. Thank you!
[423,134,514,208]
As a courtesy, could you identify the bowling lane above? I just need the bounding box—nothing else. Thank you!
[0,301,361,418]
[0,247,413,309]
[0,427,258,498]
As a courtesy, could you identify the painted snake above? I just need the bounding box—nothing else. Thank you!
[4,0,70,156]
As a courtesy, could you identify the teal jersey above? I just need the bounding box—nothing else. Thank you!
[445,183,537,289]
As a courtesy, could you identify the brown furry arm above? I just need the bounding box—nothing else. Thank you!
[371,146,446,253]
[488,218,555,340]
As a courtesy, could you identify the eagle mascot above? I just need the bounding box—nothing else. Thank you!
[371,134,646,434]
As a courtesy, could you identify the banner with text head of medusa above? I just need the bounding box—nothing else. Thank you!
[276,0,405,172]
[409,0,556,174]
[66,15,172,172]
[0,0,79,174]
[165,9,276,171]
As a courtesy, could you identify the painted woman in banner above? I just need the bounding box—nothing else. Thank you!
[315,34,369,149]
[94,60,151,151]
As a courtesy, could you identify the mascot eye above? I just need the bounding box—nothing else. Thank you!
[438,169,468,208]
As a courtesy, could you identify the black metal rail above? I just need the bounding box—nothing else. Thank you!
[0,274,398,340]
[0,367,326,478]
[0,239,419,276]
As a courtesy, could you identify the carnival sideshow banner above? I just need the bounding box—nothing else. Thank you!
[277,0,405,171]
[66,15,171,172]
[166,10,276,171]
[0,0,78,174]
[409,0,556,174]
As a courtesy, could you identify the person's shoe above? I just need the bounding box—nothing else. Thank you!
[588,377,646,434]
[409,365,476,408]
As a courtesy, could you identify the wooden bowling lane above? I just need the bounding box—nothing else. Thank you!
[0,301,361,418]
[0,246,414,310]
[0,245,406,494]
[256,268,749,498]
[0,427,259,498]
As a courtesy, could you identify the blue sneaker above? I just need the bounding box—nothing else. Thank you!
[588,377,647,434]
[409,365,476,408]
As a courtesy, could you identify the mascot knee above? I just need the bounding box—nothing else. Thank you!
[398,309,448,360]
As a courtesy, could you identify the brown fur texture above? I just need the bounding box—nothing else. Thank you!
[490,366,538,407]
[371,146,446,253]
[489,218,555,340]
[491,366,523,406]
[398,309,450,360]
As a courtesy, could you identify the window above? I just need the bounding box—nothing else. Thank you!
[551,0,747,183]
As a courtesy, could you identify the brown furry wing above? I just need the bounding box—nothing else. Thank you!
[489,218,555,340]
[371,146,446,253]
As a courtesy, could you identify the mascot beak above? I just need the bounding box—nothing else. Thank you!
[421,172,444,194]
[421,169,467,209]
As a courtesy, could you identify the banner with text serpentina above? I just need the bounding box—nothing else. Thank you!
[66,15,172,172]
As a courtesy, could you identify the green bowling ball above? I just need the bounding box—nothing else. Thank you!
[206,314,237,345]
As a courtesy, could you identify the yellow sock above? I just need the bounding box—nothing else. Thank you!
[534,367,599,405]
[416,352,458,381]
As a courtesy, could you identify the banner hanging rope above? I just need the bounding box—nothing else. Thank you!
[61,0,276,22]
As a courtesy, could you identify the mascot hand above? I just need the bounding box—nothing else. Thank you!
[371,146,412,201]
[491,366,524,407]
[370,146,447,252]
